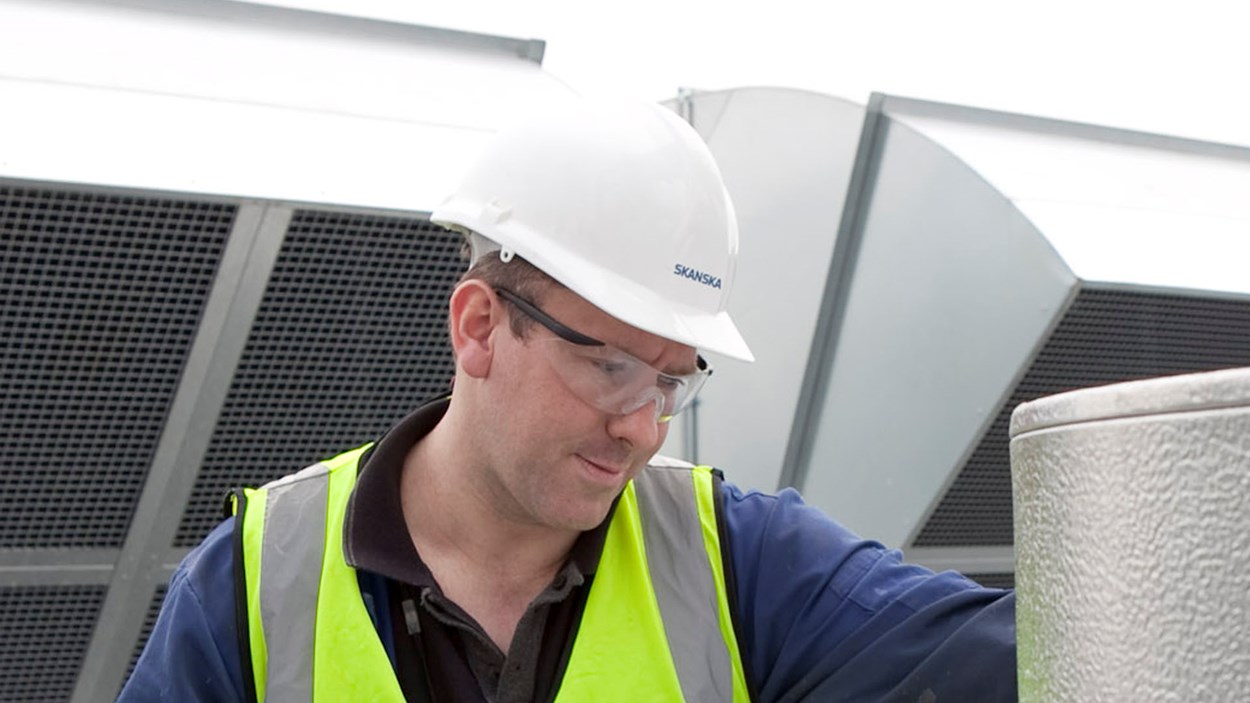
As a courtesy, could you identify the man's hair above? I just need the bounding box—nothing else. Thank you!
[457,248,563,337]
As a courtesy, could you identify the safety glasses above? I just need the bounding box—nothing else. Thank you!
[495,288,712,423]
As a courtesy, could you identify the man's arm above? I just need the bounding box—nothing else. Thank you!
[721,483,1016,703]
[118,519,246,703]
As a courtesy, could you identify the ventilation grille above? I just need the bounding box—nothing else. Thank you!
[0,187,234,548]
[0,585,107,703]
[121,584,168,692]
[914,288,1250,547]
[965,572,1015,590]
[176,211,462,544]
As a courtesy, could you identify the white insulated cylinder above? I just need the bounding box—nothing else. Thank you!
[1010,366,1250,702]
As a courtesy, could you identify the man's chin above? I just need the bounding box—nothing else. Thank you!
[552,498,617,533]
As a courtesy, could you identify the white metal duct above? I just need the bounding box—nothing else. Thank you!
[676,89,1250,584]
[868,98,1250,572]
[0,0,569,210]
[659,88,865,492]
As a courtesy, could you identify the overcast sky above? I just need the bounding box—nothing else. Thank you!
[265,0,1249,147]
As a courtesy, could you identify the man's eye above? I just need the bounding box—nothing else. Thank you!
[657,376,682,392]
[592,359,627,375]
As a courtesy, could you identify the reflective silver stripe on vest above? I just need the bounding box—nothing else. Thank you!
[633,465,734,703]
[260,462,330,703]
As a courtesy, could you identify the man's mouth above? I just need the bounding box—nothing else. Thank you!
[576,454,628,481]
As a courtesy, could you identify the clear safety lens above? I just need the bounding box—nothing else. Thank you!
[534,337,710,423]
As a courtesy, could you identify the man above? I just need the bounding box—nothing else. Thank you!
[121,98,1016,702]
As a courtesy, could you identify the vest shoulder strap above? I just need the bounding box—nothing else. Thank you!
[232,445,402,703]
[554,461,751,702]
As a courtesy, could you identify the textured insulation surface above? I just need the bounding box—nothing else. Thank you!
[1011,369,1250,701]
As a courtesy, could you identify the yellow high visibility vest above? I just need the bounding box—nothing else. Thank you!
[231,446,751,702]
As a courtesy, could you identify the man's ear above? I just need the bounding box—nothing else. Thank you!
[449,280,502,378]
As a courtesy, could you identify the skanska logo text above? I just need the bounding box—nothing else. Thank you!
[673,264,722,290]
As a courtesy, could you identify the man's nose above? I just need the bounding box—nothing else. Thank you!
[606,396,662,449]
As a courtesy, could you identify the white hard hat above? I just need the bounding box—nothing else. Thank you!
[431,97,754,363]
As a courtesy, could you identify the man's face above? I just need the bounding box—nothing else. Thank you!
[474,284,700,533]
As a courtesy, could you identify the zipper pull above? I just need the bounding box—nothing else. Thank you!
[402,598,421,635]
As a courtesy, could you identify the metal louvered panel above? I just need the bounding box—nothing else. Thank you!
[914,287,1250,547]
[175,211,463,545]
[965,572,1015,590]
[0,585,107,703]
[0,187,235,548]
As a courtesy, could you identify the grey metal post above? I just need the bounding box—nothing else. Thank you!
[72,204,293,702]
